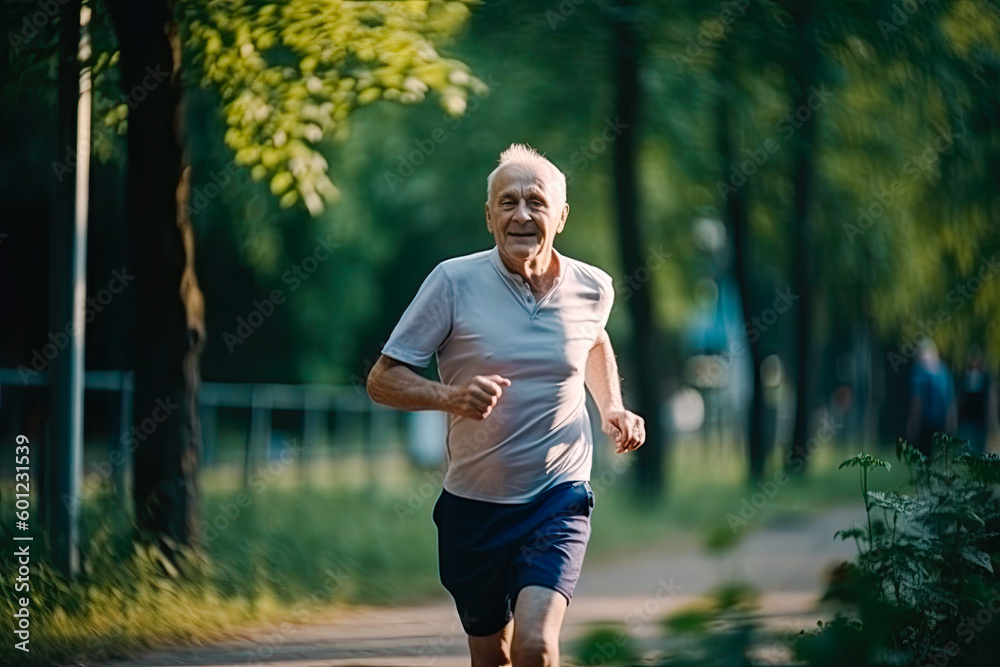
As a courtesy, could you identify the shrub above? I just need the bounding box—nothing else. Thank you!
[796,434,1000,667]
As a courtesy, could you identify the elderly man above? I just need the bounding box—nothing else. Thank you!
[367,144,645,667]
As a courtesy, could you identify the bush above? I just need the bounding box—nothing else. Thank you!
[796,434,1000,667]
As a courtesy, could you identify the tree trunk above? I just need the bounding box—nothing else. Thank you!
[612,1,664,500]
[108,0,205,561]
[786,0,819,473]
[716,66,766,482]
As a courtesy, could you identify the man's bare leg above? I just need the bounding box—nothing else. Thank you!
[469,620,513,667]
[510,586,568,667]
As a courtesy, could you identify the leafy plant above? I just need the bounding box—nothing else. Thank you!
[838,452,892,549]
[655,584,759,667]
[575,625,638,666]
[798,434,1000,667]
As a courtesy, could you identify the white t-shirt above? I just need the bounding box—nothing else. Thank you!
[382,245,614,503]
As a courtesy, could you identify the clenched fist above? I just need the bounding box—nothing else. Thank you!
[603,409,646,454]
[448,375,511,420]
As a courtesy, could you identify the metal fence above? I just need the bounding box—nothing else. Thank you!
[0,368,424,499]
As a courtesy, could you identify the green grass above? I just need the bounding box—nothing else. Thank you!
[0,438,908,666]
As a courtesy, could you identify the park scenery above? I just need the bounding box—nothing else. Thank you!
[2,1,1000,666]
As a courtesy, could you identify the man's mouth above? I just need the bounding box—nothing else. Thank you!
[508,232,536,237]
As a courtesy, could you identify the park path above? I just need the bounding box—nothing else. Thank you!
[91,506,863,667]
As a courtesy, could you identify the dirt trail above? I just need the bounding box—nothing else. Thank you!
[92,506,863,667]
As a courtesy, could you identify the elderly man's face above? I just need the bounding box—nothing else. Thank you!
[486,163,568,263]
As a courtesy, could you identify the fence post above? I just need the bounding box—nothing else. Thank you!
[245,388,258,489]
[112,372,133,509]
[201,403,217,467]
[302,387,326,481]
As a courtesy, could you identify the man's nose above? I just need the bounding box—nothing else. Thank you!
[513,200,532,222]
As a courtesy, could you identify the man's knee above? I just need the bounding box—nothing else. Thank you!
[512,630,550,654]
[469,626,512,667]
[470,644,511,667]
[511,630,556,665]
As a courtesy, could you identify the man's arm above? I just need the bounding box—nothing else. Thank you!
[367,354,510,421]
[584,330,645,453]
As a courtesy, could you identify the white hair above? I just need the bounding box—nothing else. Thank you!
[486,143,567,206]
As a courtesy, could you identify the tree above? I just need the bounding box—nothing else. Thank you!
[103,0,483,562]
[784,0,821,472]
[716,47,766,482]
[609,0,666,499]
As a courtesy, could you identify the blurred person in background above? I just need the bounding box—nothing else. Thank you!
[957,346,997,454]
[367,144,645,667]
[906,339,957,458]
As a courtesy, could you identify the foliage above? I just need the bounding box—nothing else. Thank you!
[575,625,638,666]
[0,480,440,666]
[797,435,1000,667]
[182,0,485,216]
[655,583,759,667]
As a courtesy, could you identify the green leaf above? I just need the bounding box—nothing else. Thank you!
[959,547,994,573]
[867,491,932,516]
[183,0,484,216]
[839,452,892,471]
[835,527,867,542]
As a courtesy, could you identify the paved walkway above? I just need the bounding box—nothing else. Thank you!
[92,507,863,667]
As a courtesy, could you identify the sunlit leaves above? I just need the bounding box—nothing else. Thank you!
[839,452,892,472]
[183,0,483,216]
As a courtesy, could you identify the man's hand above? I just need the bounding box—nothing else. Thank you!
[602,409,645,454]
[448,375,511,420]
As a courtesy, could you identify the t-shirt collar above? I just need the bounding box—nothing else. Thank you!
[489,245,564,289]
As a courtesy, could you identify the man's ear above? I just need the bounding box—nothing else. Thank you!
[485,203,493,233]
[557,202,569,233]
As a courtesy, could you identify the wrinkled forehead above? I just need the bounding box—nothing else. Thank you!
[490,162,560,201]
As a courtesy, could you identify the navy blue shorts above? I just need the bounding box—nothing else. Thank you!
[432,480,595,637]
